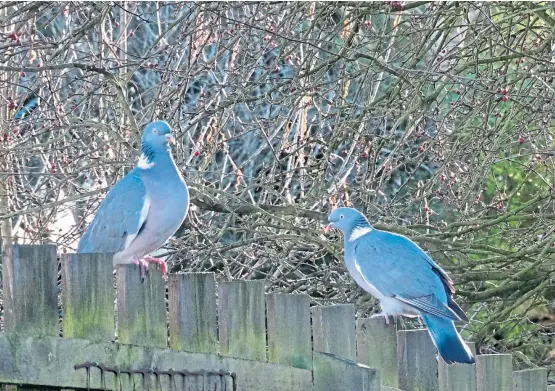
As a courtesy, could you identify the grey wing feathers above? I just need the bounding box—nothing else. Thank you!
[354,231,465,321]
[77,169,148,254]
[396,295,462,321]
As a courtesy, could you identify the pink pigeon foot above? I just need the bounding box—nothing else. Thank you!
[143,256,168,275]
[132,259,150,280]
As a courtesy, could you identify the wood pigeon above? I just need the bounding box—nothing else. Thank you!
[77,120,189,279]
[325,207,474,364]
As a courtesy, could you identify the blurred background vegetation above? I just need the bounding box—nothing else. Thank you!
[0,0,555,374]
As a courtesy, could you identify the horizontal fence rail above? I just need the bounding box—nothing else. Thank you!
[0,244,550,391]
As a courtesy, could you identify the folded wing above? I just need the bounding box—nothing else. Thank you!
[77,169,149,254]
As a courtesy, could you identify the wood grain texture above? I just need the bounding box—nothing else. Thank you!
[218,280,266,360]
[513,368,547,391]
[116,264,166,348]
[61,253,114,341]
[476,354,512,391]
[2,244,58,336]
[312,304,356,360]
[438,342,476,391]
[313,352,380,391]
[397,329,439,391]
[0,334,312,391]
[168,272,218,353]
[266,293,312,369]
[357,317,398,387]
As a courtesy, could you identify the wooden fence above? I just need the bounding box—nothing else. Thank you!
[0,244,551,391]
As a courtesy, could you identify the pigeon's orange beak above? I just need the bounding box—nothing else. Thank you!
[166,135,176,144]
[323,224,333,233]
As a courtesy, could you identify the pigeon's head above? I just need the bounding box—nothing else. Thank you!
[325,207,370,234]
[141,120,175,151]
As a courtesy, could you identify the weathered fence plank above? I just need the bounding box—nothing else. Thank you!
[61,253,114,342]
[513,368,547,391]
[266,293,312,369]
[312,304,356,360]
[438,342,476,391]
[218,280,266,361]
[2,244,58,336]
[168,272,218,354]
[116,264,166,348]
[476,354,512,391]
[313,352,380,391]
[397,329,439,391]
[0,334,312,391]
[357,317,398,387]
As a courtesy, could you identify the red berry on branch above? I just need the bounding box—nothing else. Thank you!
[518,136,524,144]
[129,30,135,37]
[501,95,508,102]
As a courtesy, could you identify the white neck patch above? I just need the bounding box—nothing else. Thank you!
[349,227,372,242]
[137,153,155,169]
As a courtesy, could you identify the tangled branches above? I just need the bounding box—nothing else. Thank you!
[0,1,555,369]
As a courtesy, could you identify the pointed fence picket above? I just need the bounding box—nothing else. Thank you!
[0,244,551,391]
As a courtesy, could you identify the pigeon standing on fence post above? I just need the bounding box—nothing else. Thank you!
[325,207,474,364]
[77,120,189,279]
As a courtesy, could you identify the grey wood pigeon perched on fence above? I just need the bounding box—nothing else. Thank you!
[325,207,474,364]
[77,120,189,279]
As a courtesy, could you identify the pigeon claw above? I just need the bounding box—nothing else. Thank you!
[132,259,150,282]
[143,256,168,276]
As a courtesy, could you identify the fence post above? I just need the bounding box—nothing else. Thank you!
[266,293,312,370]
[313,352,381,391]
[61,253,114,342]
[397,329,439,391]
[312,304,356,360]
[218,280,266,361]
[3,244,58,336]
[116,264,166,348]
[438,342,476,391]
[168,272,218,353]
[356,317,398,387]
[2,244,59,391]
[513,368,547,391]
[476,354,512,391]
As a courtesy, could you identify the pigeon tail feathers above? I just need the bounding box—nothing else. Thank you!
[421,313,475,364]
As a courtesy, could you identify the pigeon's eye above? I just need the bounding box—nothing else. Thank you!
[340,215,344,219]
[153,129,158,134]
